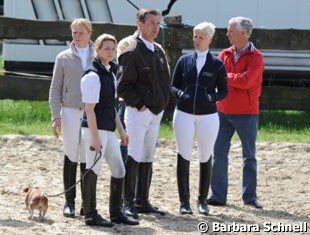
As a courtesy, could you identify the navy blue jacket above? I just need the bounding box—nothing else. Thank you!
[171,51,227,115]
[82,59,116,131]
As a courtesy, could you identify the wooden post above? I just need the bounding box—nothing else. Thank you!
[161,15,183,70]
[161,16,184,119]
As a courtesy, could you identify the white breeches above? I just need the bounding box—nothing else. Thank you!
[173,109,219,163]
[125,106,163,162]
[61,107,85,163]
[81,128,125,177]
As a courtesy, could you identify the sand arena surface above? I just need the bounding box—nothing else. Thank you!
[0,135,309,234]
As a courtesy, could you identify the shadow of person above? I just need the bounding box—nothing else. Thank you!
[0,218,35,228]
[138,211,206,233]
[89,222,156,234]
[228,204,310,223]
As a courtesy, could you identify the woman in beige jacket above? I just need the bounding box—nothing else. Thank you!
[48,18,95,218]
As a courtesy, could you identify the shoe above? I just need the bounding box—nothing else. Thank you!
[197,200,209,215]
[85,213,114,227]
[63,202,75,218]
[179,202,193,215]
[206,198,226,206]
[123,202,138,219]
[111,213,139,226]
[80,207,84,216]
[244,200,263,209]
[135,201,166,216]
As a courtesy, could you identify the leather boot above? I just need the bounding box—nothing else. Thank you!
[79,163,86,216]
[63,155,77,218]
[135,162,166,216]
[110,177,139,225]
[84,170,113,227]
[197,157,212,215]
[177,154,192,215]
[123,156,139,219]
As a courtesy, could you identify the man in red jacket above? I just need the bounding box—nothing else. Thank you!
[207,16,264,209]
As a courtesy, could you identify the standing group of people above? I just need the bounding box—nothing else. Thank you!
[49,8,264,228]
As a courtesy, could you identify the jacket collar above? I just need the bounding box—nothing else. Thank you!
[226,42,256,54]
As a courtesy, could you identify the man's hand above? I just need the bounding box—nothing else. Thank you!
[52,118,61,138]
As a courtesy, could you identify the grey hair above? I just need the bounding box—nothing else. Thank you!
[193,21,216,38]
[229,16,253,38]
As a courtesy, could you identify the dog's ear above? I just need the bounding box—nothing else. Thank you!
[23,187,30,193]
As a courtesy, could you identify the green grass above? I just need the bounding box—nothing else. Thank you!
[0,55,3,70]
[0,99,51,135]
[258,110,310,142]
[0,100,309,142]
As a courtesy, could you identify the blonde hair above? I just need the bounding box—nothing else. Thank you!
[193,21,216,38]
[71,18,93,33]
[94,33,117,50]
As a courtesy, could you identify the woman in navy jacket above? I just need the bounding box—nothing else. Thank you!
[171,21,227,215]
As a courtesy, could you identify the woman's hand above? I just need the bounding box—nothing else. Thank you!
[52,118,61,138]
[120,133,129,146]
[91,137,102,153]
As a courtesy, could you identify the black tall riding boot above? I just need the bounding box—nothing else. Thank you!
[123,155,139,219]
[197,157,212,215]
[79,163,86,216]
[177,154,192,215]
[135,162,166,216]
[84,170,113,227]
[63,155,77,218]
[110,177,139,225]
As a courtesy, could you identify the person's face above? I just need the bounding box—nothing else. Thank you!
[138,14,161,42]
[226,23,245,46]
[193,30,212,51]
[96,40,116,64]
[71,24,91,48]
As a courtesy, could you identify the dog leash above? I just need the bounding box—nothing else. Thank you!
[47,149,102,198]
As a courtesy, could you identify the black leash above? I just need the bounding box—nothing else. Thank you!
[47,150,102,198]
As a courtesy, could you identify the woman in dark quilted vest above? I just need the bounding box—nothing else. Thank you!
[80,33,138,227]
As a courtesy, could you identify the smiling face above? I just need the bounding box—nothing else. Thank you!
[96,39,116,65]
[193,30,212,52]
[71,24,91,48]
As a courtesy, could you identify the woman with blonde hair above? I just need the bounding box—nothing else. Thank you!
[171,21,227,215]
[81,34,139,226]
[49,18,95,218]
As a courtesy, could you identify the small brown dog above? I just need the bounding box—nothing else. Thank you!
[24,187,48,220]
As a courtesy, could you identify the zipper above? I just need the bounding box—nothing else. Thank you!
[193,71,199,114]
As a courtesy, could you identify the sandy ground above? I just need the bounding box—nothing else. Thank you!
[0,135,309,235]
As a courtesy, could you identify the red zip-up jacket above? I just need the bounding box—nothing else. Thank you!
[217,43,264,114]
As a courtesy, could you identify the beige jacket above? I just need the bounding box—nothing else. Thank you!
[48,42,95,120]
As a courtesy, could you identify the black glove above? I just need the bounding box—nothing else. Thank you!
[177,90,190,101]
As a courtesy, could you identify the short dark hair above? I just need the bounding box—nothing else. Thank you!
[136,9,161,23]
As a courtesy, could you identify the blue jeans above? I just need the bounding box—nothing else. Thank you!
[209,112,258,204]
